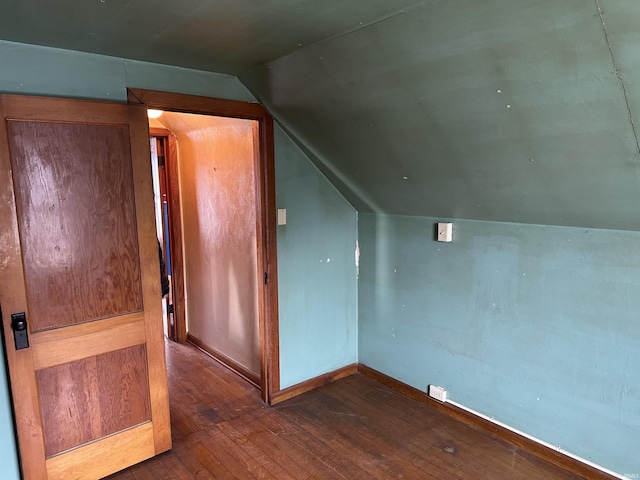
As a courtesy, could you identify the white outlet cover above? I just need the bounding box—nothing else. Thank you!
[428,384,448,402]
[437,222,452,242]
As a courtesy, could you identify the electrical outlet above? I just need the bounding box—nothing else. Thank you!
[428,385,447,402]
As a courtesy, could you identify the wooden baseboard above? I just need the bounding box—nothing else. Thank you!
[358,364,618,480]
[270,363,358,405]
[186,334,261,388]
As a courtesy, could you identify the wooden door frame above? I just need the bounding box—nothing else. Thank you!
[128,89,280,404]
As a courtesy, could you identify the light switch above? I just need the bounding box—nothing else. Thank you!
[437,222,452,242]
[277,209,287,225]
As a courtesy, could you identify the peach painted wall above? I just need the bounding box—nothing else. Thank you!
[158,112,260,377]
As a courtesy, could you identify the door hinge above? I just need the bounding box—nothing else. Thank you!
[264,272,268,285]
[167,304,174,314]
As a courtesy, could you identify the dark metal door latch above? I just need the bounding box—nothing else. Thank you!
[11,312,29,350]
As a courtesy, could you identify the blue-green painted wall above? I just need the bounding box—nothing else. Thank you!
[0,40,358,477]
[0,345,19,480]
[0,40,254,102]
[358,212,639,474]
[274,125,358,388]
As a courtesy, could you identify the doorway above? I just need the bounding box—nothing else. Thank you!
[129,89,281,404]
[149,128,184,343]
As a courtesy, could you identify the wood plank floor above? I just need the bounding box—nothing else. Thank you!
[106,341,583,480]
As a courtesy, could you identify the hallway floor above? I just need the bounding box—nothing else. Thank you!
[106,341,583,479]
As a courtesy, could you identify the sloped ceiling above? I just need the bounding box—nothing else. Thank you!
[241,0,640,230]
[2,0,640,230]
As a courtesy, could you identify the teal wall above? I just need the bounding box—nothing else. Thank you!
[274,125,358,388]
[358,212,639,475]
[0,344,19,480]
[0,40,254,102]
[0,40,358,477]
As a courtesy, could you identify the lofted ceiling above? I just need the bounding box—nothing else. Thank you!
[2,0,640,230]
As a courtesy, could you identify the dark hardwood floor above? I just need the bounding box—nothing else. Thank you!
[106,341,583,479]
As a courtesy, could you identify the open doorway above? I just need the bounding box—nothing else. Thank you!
[129,89,280,404]
[149,128,180,341]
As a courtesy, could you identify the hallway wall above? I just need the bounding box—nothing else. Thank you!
[157,112,261,378]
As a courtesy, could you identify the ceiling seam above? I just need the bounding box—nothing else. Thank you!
[594,0,640,165]
[237,1,427,78]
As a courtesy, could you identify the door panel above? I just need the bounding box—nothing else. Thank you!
[7,121,143,331]
[37,345,151,457]
[0,94,171,479]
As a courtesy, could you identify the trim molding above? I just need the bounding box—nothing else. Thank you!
[270,363,358,405]
[358,364,621,480]
[187,334,260,388]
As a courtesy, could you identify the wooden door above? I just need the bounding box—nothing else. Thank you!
[0,95,171,479]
